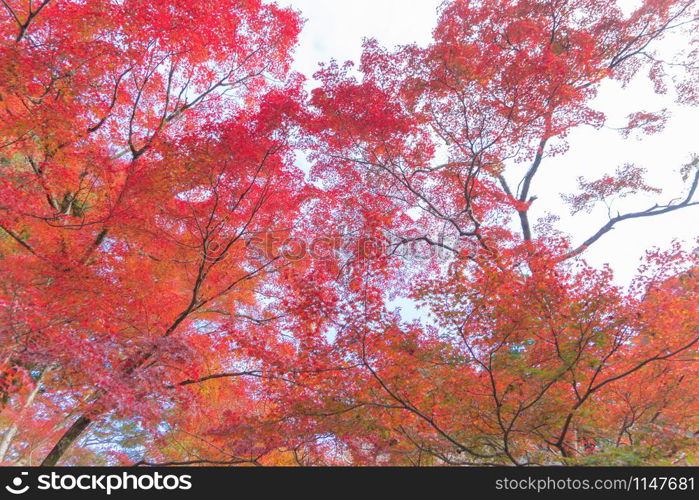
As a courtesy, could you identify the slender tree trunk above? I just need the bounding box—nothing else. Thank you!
[0,367,48,462]
[40,301,190,464]
[0,426,19,463]
[40,415,92,466]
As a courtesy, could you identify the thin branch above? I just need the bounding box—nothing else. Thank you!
[564,165,699,260]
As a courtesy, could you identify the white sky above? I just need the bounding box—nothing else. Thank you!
[280,0,698,287]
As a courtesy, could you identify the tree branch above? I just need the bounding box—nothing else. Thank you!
[563,164,699,260]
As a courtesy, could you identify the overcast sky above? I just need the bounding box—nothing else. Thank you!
[280,0,698,287]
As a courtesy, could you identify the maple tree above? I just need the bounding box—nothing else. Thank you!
[0,0,306,465]
[0,0,698,466]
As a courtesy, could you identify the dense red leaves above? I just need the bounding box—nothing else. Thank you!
[0,0,698,466]
[0,0,308,465]
[293,0,699,465]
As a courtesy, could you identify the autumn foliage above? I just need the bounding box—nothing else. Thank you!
[0,0,697,466]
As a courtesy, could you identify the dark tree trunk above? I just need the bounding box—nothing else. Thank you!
[40,415,92,466]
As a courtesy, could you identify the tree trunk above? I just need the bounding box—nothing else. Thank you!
[0,367,48,462]
[40,415,92,466]
[40,326,173,465]
[0,425,18,462]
